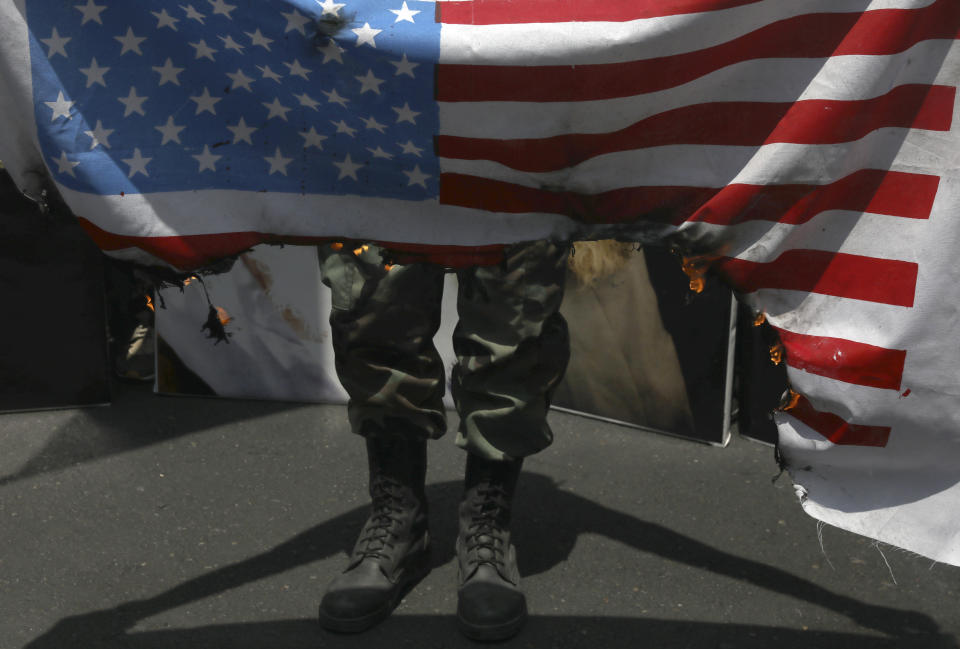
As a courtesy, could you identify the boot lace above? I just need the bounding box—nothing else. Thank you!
[356,475,407,560]
[463,483,510,569]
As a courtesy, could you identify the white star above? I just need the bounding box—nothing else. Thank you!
[190,40,217,61]
[355,69,384,94]
[123,148,151,178]
[227,116,256,144]
[83,120,114,149]
[398,140,423,157]
[282,9,311,35]
[74,0,106,25]
[79,57,109,88]
[333,154,361,180]
[264,147,293,175]
[115,27,146,56]
[181,4,206,23]
[389,1,420,23]
[41,28,71,59]
[51,150,80,177]
[295,93,321,111]
[360,115,387,133]
[300,126,327,149]
[323,88,349,107]
[152,58,184,86]
[190,87,221,115]
[352,23,381,48]
[208,0,236,18]
[392,103,420,125]
[218,34,244,52]
[317,39,344,64]
[192,145,222,172]
[226,68,254,91]
[151,8,179,30]
[367,146,393,160]
[245,28,273,50]
[155,116,186,144]
[316,0,345,16]
[44,91,74,121]
[284,59,311,80]
[118,87,148,117]
[257,64,283,83]
[331,119,356,137]
[403,164,430,188]
[262,97,291,121]
[390,53,418,78]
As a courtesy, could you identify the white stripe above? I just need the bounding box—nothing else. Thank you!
[441,146,753,192]
[439,41,959,140]
[751,288,915,345]
[786,373,904,420]
[776,415,838,451]
[684,211,926,263]
[58,185,578,243]
[440,127,951,194]
[779,372,958,458]
[438,0,937,65]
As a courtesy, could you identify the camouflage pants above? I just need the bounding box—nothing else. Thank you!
[318,240,570,461]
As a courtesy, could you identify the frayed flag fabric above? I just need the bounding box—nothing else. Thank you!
[3,0,960,565]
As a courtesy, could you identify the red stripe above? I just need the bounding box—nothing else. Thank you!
[774,328,906,390]
[716,250,918,307]
[786,395,890,447]
[689,169,940,225]
[77,218,267,269]
[439,173,717,223]
[437,0,960,102]
[76,218,504,270]
[438,170,939,226]
[438,84,954,172]
[437,0,762,24]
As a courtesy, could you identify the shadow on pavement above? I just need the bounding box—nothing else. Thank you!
[0,380,302,487]
[23,474,954,649]
[21,614,956,649]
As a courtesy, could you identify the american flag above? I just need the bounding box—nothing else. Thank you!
[8,0,960,563]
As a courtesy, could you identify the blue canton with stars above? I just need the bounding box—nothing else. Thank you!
[27,0,439,198]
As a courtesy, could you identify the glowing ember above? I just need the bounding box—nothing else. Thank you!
[769,342,784,365]
[145,295,154,311]
[680,255,719,294]
[753,312,766,326]
[216,306,232,325]
[330,242,343,251]
[384,264,394,271]
[782,389,801,411]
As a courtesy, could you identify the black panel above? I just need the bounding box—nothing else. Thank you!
[0,170,110,411]
[734,302,788,445]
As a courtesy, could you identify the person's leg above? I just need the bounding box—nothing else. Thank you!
[451,239,571,641]
[453,239,570,460]
[316,244,445,632]
[321,243,448,439]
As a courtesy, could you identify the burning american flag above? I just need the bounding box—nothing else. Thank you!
[2,0,960,564]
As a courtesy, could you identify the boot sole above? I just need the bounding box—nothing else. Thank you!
[318,548,432,633]
[457,602,528,642]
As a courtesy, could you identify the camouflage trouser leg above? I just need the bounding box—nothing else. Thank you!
[318,244,448,439]
[319,240,570,460]
[452,240,570,461]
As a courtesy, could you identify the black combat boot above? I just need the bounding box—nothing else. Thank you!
[456,453,526,641]
[318,434,431,632]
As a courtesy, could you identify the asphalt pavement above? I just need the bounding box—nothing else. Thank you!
[1,379,958,649]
